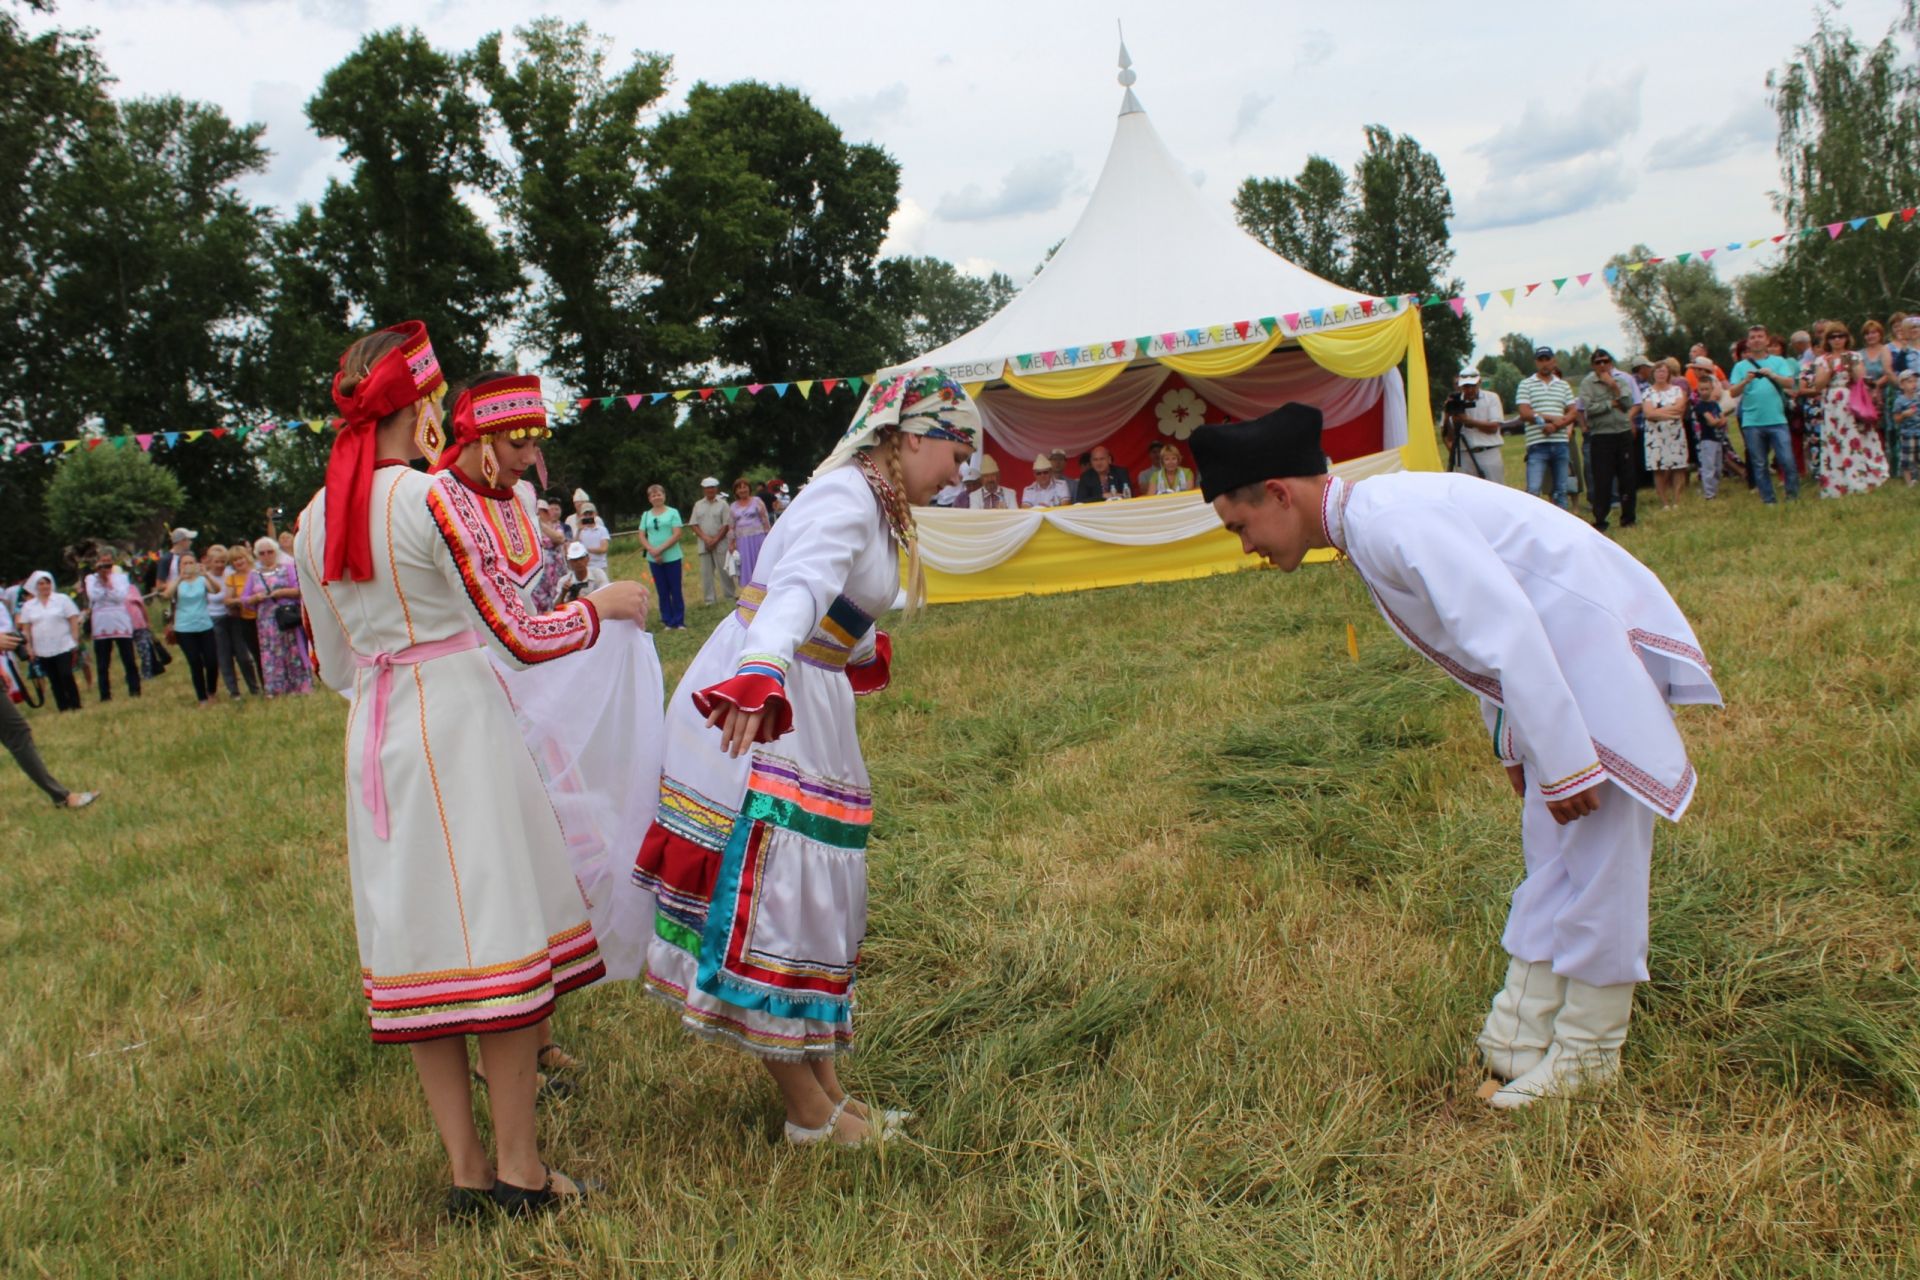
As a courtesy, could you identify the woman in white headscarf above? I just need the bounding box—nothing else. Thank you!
[631,369,977,1146]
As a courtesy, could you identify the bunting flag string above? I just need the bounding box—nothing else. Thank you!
[8,200,1917,461]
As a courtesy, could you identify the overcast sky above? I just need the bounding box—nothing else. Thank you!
[35,0,1915,367]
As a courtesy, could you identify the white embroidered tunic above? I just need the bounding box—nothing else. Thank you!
[295,462,606,1042]
[1325,472,1720,820]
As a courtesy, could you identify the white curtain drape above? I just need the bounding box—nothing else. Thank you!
[1180,348,1382,425]
[973,364,1171,459]
[913,449,1407,575]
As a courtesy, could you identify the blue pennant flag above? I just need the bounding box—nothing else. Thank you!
[649,392,668,404]
[164,432,180,446]
[1474,293,1491,311]
[772,383,789,397]
[1727,242,1743,251]
[40,441,56,454]
[1850,217,1870,230]
[1308,307,1326,326]
[1604,268,1619,284]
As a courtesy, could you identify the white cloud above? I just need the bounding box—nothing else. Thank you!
[1296,29,1335,70]
[823,81,908,142]
[936,153,1077,222]
[238,80,335,206]
[879,195,930,258]
[1230,92,1274,144]
[1646,98,1775,171]
[1455,154,1636,232]
[1470,72,1645,176]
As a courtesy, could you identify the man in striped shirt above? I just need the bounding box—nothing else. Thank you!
[1515,347,1577,510]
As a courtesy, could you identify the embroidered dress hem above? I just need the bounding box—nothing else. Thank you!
[362,922,606,1043]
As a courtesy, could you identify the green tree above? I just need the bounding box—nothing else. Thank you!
[1475,354,1524,413]
[1235,128,1471,408]
[303,28,523,371]
[44,442,187,549]
[639,80,902,485]
[1740,3,1920,328]
[1606,244,1746,365]
[876,255,1017,364]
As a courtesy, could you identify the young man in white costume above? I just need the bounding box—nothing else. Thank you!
[1191,404,1720,1108]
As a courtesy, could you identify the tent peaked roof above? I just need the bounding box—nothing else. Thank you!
[909,87,1369,378]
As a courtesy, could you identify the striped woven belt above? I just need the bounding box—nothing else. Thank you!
[733,583,876,671]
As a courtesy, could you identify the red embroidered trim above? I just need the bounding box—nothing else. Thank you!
[1595,742,1695,817]
[1628,628,1711,671]
[691,674,795,742]
[427,478,595,665]
[1370,592,1505,699]
[1538,761,1605,797]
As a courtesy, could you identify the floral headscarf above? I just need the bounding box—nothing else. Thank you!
[810,369,980,482]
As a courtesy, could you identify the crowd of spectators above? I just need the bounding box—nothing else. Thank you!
[1445,317,1900,529]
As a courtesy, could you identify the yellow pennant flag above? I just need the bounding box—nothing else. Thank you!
[61,439,80,453]
[1626,261,1647,273]
[185,430,204,441]
[1499,288,1516,306]
[1746,238,1766,249]
[1207,325,1224,342]
[1331,304,1348,321]
[671,390,692,402]
[796,380,815,399]
[1877,211,1896,230]
[308,419,326,433]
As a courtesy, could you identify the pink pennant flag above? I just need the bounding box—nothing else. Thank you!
[1160,332,1177,349]
[1282,313,1300,331]
[1576,272,1592,286]
[1700,248,1716,260]
[136,434,154,451]
[12,441,31,455]
[1447,297,1467,318]
[625,395,643,410]
[1825,222,1844,239]
[746,383,764,396]
[1040,351,1057,369]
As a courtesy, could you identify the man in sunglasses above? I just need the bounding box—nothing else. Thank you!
[1578,349,1638,532]
[1515,346,1576,509]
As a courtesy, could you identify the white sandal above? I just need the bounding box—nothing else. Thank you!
[784,1097,876,1147]
[850,1099,912,1133]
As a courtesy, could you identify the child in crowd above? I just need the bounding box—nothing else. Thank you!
[1894,369,1920,486]
[1691,374,1734,501]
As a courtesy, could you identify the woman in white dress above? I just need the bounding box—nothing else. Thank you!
[295,325,647,1217]
[1640,360,1690,509]
[632,370,977,1146]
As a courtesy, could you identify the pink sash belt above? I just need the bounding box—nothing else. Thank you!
[353,630,485,839]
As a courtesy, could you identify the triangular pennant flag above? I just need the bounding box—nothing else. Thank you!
[1282,314,1300,331]
[1646,257,1664,266]
[598,397,615,410]
[1061,348,1078,365]
[1135,337,1152,355]
[1111,340,1127,357]
[186,430,204,442]
[1904,208,1916,222]
[1699,249,1716,261]
[847,376,865,394]
[1676,253,1691,265]
[772,383,789,398]
[1207,325,1224,342]
[1474,293,1491,311]
[1849,217,1869,231]
[109,435,128,449]
[1876,212,1895,230]
[1826,222,1845,239]
[86,438,104,450]
[1185,328,1202,343]
[672,390,692,401]
[1524,283,1541,296]
[210,427,227,438]
[796,381,814,399]
[1603,269,1619,284]
[746,383,764,396]
[625,395,643,410]
[40,441,56,454]
[11,441,30,455]
[165,432,180,446]
[1234,320,1251,339]
[1577,272,1593,286]
[307,420,325,434]
[63,440,81,453]
[821,379,840,395]
[1016,353,1032,370]
[1499,288,1516,306]
[651,392,669,404]
[576,398,594,410]
[1552,277,1568,293]
[697,388,714,401]
[1359,300,1374,316]
[1747,238,1765,248]
[720,386,742,403]
[136,434,154,450]
[1384,296,1398,311]
[1309,307,1327,326]
[1448,298,1467,318]
[1161,332,1177,348]
[1626,262,1647,274]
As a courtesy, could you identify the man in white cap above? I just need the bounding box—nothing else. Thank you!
[574,501,611,574]
[955,454,1019,509]
[1021,453,1073,509]
[1443,369,1508,485]
[688,476,734,604]
[556,540,610,604]
[566,488,592,538]
[158,526,198,587]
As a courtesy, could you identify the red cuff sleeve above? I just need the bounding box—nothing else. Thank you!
[846,630,891,697]
[691,665,795,744]
[579,596,601,647]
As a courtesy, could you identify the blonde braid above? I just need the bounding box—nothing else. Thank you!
[877,433,926,614]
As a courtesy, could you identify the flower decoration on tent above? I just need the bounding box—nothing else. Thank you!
[1155,388,1207,439]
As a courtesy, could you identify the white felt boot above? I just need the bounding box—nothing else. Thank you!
[1475,956,1566,1082]
[1488,979,1634,1110]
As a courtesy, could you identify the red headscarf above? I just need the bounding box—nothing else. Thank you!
[430,375,549,476]
[323,321,444,583]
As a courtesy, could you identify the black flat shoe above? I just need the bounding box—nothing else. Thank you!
[490,1167,591,1218]
[445,1184,497,1220]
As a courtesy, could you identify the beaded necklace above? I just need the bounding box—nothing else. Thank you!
[854,449,914,544]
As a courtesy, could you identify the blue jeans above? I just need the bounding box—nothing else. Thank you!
[1525,441,1572,509]
[1743,424,1799,502]
[649,558,685,628]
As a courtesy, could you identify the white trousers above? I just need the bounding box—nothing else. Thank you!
[1501,780,1655,987]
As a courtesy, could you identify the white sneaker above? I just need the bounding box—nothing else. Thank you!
[1476,956,1566,1082]
[1489,980,1635,1110]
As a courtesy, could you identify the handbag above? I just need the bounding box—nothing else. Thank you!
[262,569,302,632]
[1846,374,1880,423]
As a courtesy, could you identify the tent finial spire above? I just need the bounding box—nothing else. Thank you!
[1117,22,1143,115]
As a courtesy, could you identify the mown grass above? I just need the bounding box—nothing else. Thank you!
[4,468,1918,1278]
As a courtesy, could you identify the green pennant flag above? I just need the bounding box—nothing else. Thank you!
[1259,316,1278,333]
[1136,338,1152,356]
[846,376,864,394]
[599,397,615,410]
[232,425,250,438]
[1016,354,1032,370]
[719,385,742,403]
[110,435,128,449]
[1676,253,1691,265]
[1552,277,1568,292]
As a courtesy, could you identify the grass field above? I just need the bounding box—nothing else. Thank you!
[5,462,1919,1278]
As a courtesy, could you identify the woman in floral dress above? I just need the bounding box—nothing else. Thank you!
[1640,361,1690,509]
[243,537,314,695]
[1811,324,1890,498]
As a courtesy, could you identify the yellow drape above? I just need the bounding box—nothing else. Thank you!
[1296,309,1439,471]
[1000,359,1132,399]
[1154,327,1285,378]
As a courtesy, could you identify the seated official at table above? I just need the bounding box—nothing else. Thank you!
[956,455,1019,509]
[1075,446,1131,502]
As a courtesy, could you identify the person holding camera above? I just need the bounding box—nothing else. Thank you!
[1444,369,1508,485]
[574,502,611,575]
